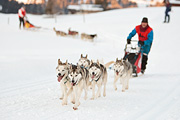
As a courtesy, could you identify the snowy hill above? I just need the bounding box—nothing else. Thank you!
[0,7,180,120]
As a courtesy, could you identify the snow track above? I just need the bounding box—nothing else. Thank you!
[0,7,180,120]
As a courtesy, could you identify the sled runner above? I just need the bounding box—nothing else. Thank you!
[123,40,142,77]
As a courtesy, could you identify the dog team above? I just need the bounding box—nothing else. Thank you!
[53,27,97,42]
[56,54,133,110]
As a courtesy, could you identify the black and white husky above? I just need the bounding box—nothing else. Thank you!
[56,59,72,105]
[113,58,133,92]
[89,60,114,100]
[68,64,89,110]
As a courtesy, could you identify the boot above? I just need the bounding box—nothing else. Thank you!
[167,15,170,23]
[164,16,167,23]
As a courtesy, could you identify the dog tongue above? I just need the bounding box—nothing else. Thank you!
[92,75,95,79]
[71,83,75,86]
[116,72,119,75]
[58,76,63,82]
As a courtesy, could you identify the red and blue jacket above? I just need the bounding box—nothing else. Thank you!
[127,25,153,46]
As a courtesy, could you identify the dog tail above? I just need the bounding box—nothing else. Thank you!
[104,61,114,68]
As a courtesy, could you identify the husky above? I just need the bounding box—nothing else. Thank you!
[53,27,67,36]
[78,54,92,89]
[68,28,79,37]
[78,54,91,69]
[81,33,97,42]
[113,58,133,92]
[68,64,89,110]
[56,59,73,105]
[89,60,114,100]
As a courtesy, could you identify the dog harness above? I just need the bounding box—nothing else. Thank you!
[64,76,70,84]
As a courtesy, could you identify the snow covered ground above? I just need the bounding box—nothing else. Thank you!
[0,7,180,120]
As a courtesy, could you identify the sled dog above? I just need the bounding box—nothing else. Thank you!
[56,59,73,105]
[78,54,92,88]
[78,54,91,69]
[53,27,67,36]
[89,60,114,100]
[68,28,79,36]
[113,58,133,92]
[68,64,89,110]
[81,33,97,42]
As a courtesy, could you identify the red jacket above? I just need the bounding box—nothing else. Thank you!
[18,8,26,18]
[135,25,152,42]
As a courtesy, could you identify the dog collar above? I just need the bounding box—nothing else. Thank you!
[64,76,70,84]
[94,72,102,82]
[80,66,88,69]
[95,76,100,82]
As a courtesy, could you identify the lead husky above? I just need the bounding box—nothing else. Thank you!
[68,64,89,110]
[56,59,73,105]
[78,54,90,69]
[113,58,133,92]
[89,60,114,100]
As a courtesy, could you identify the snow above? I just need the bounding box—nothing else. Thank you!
[0,7,180,120]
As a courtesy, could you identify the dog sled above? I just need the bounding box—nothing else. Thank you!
[24,17,41,29]
[123,40,142,77]
[24,20,41,29]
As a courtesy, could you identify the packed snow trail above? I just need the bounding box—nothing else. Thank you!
[0,7,180,120]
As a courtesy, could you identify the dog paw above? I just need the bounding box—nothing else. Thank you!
[122,90,125,92]
[125,87,128,90]
[103,93,106,97]
[77,102,80,106]
[62,102,67,106]
[115,88,117,91]
[90,97,94,100]
[73,107,78,110]
[59,97,63,100]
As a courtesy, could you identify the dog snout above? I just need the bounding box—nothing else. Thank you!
[72,79,75,83]
[58,73,61,76]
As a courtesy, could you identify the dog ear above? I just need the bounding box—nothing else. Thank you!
[97,60,100,66]
[81,54,83,58]
[65,60,68,65]
[69,64,72,70]
[77,64,80,69]
[91,60,93,64]
[116,58,118,62]
[120,59,124,64]
[125,59,128,62]
[85,54,88,58]
[58,59,62,65]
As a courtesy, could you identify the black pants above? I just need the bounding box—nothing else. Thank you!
[19,17,24,29]
[164,12,170,23]
[141,55,148,71]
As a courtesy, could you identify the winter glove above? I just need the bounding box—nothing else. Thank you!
[139,41,144,46]
[127,39,131,44]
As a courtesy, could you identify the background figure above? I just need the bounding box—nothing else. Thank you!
[164,0,171,23]
[18,6,26,29]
